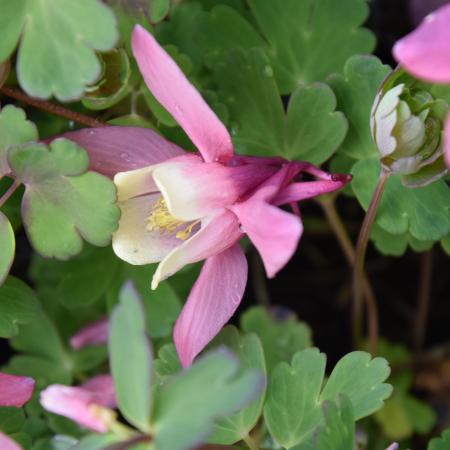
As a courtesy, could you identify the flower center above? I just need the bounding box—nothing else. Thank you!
[147,197,199,241]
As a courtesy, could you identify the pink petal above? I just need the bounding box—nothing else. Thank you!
[40,382,115,433]
[131,25,234,163]
[231,165,303,278]
[0,373,35,407]
[445,114,450,169]
[273,178,350,205]
[81,375,116,408]
[152,210,242,288]
[59,126,185,178]
[385,444,399,450]
[0,432,21,450]
[233,200,302,278]
[174,244,247,367]
[393,4,450,83]
[153,158,277,221]
[70,317,109,350]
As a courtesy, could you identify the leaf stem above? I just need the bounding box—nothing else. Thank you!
[0,179,21,208]
[242,433,259,450]
[318,195,379,355]
[352,168,390,352]
[413,249,433,355]
[0,86,106,128]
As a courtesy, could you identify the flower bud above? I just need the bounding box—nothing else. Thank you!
[371,69,448,187]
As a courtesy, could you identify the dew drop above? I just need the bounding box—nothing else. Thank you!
[239,224,245,233]
[263,65,273,77]
[88,130,95,136]
[120,152,130,161]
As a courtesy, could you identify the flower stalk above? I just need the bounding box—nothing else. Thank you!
[352,168,390,353]
[0,179,21,208]
[0,86,105,128]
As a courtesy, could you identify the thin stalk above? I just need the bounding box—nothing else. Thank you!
[0,86,105,128]
[353,168,390,350]
[319,195,379,355]
[242,434,259,450]
[251,250,271,308]
[0,179,20,208]
[413,249,433,355]
[104,435,152,450]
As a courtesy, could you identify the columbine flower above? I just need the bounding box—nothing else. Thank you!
[0,373,35,450]
[60,25,350,367]
[0,372,35,408]
[70,317,109,350]
[393,3,450,168]
[40,375,116,432]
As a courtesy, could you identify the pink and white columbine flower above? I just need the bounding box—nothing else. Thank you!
[60,25,350,367]
[393,3,450,168]
[0,373,35,450]
[40,375,116,433]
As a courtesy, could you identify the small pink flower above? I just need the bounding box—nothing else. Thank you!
[393,4,450,168]
[40,375,116,432]
[0,372,35,408]
[58,26,350,367]
[70,317,109,350]
[385,444,399,450]
[0,432,22,450]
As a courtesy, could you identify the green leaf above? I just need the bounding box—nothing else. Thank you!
[0,105,37,176]
[0,212,15,285]
[441,233,450,255]
[284,83,348,164]
[240,306,312,372]
[314,396,355,450]
[320,351,392,420]
[153,343,182,384]
[352,158,450,241]
[428,429,450,450]
[9,139,120,259]
[7,306,71,385]
[0,408,25,435]
[109,282,153,432]
[264,348,326,448]
[209,327,267,445]
[328,55,391,160]
[71,434,121,450]
[152,348,265,450]
[214,49,346,162]
[0,0,118,100]
[0,277,39,338]
[121,265,181,339]
[150,0,171,23]
[82,49,131,110]
[247,0,375,93]
[106,263,181,339]
[264,349,391,448]
[55,246,119,308]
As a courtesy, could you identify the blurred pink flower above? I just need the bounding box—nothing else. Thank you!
[58,26,350,367]
[70,317,109,350]
[385,443,398,450]
[40,375,116,432]
[0,372,34,407]
[0,433,22,450]
[393,3,450,168]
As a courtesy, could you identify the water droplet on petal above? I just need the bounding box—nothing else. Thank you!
[239,224,245,233]
[120,152,130,161]
[88,130,95,136]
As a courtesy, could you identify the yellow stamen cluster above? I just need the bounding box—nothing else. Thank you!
[147,196,199,241]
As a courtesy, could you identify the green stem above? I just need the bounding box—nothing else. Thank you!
[0,179,20,208]
[319,195,379,355]
[413,249,433,355]
[0,86,105,128]
[242,434,259,450]
[251,250,271,308]
[352,168,390,351]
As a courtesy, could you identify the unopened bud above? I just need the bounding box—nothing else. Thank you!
[371,70,448,187]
